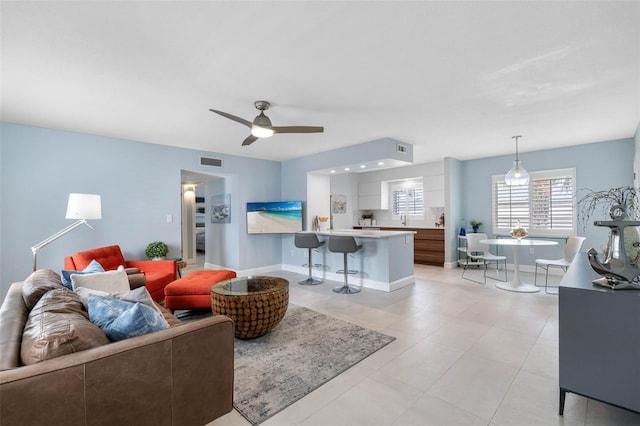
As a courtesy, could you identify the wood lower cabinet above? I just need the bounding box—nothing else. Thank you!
[353,227,444,266]
[412,228,444,266]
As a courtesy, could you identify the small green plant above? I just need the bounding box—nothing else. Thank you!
[145,241,169,259]
[470,220,482,228]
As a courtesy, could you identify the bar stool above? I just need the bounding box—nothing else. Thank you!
[294,233,325,285]
[329,236,363,294]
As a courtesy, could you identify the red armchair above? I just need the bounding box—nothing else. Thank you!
[64,245,176,301]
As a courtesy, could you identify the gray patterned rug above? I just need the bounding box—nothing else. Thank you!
[233,304,395,425]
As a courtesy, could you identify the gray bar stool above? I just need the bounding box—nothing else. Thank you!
[329,236,363,294]
[294,233,325,285]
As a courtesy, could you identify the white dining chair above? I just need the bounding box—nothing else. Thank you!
[461,233,507,284]
[534,236,586,294]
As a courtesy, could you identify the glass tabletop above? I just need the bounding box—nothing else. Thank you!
[211,275,289,296]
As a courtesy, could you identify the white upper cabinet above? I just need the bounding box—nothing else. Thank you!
[358,182,389,210]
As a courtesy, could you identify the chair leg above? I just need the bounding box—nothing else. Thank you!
[462,259,486,285]
[484,260,507,283]
[333,253,360,294]
[298,248,323,285]
[535,264,543,287]
[544,266,566,295]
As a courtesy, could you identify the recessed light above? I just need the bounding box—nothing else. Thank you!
[344,167,350,171]
[378,161,384,166]
[330,170,336,173]
[360,165,366,169]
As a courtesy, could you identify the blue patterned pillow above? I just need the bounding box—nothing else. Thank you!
[87,294,169,341]
[61,259,105,289]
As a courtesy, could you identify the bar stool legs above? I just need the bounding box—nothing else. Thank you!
[329,236,363,294]
[299,246,324,285]
[294,233,325,285]
[333,252,361,293]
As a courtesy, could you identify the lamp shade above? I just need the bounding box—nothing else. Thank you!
[505,160,530,186]
[65,193,102,220]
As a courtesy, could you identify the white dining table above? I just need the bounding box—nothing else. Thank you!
[480,238,558,293]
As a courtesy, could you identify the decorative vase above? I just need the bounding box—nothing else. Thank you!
[472,226,479,233]
[319,221,328,232]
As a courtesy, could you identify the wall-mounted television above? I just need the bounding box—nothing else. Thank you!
[247,201,303,234]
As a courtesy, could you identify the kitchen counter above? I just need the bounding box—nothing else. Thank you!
[291,229,416,292]
[356,225,445,230]
[315,229,416,238]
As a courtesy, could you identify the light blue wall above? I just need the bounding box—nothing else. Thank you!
[445,157,463,265]
[459,138,634,265]
[0,123,282,299]
[1,122,637,300]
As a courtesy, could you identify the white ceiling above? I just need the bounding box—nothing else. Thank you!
[1,1,638,164]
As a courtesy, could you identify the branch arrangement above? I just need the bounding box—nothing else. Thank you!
[577,186,640,230]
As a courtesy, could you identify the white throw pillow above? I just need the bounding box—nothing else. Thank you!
[71,269,130,295]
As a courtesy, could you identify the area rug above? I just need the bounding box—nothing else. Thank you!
[233,304,395,425]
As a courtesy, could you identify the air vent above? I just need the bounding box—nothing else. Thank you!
[200,156,223,167]
[396,143,407,153]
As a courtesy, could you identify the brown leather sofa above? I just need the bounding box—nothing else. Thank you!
[0,275,234,426]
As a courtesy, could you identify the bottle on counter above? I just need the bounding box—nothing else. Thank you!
[459,219,466,236]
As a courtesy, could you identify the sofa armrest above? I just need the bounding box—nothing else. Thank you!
[0,282,28,371]
[126,259,177,276]
[0,315,234,425]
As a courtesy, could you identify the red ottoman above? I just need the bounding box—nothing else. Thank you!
[164,269,237,311]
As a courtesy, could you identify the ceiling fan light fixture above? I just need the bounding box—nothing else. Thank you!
[251,125,275,138]
[505,135,530,186]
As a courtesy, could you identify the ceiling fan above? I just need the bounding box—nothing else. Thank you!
[209,100,324,146]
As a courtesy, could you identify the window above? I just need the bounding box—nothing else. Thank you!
[391,180,424,218]
[492,168,576,236]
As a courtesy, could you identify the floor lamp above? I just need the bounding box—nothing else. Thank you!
[31,193,102,271]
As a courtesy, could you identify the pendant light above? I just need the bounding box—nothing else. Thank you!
[505,135,530,186]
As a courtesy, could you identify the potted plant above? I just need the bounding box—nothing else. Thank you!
[145,241,169,260]
[470,220,482,233]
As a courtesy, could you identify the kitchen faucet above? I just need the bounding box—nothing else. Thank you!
[400,214,407,226]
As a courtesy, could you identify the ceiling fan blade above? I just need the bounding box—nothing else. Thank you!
[271,126,324,134]
[242,135,259,146]
[209,109,252,128]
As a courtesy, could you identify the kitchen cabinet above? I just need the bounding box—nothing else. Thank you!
[413,228,444,266]
[358,182,389,210]
[559,254,640,415]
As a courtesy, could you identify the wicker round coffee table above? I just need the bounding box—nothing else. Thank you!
[210,276,289,339]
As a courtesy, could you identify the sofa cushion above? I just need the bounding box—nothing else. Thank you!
[22,269,65,310]
[88,294,169,341]
[21,288,110,365]
[61,259,106,289]
[71,269,130,295]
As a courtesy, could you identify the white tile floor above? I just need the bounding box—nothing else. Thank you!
[204,264,640,426]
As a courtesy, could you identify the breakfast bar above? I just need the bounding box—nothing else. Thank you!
[303,229,416,292]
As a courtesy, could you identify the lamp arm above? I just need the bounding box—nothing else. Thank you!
[31,219,93,271]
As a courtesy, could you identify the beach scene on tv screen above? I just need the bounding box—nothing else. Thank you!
[247,201,302,234]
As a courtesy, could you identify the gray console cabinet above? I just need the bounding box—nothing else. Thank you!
[558,253,640,414]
